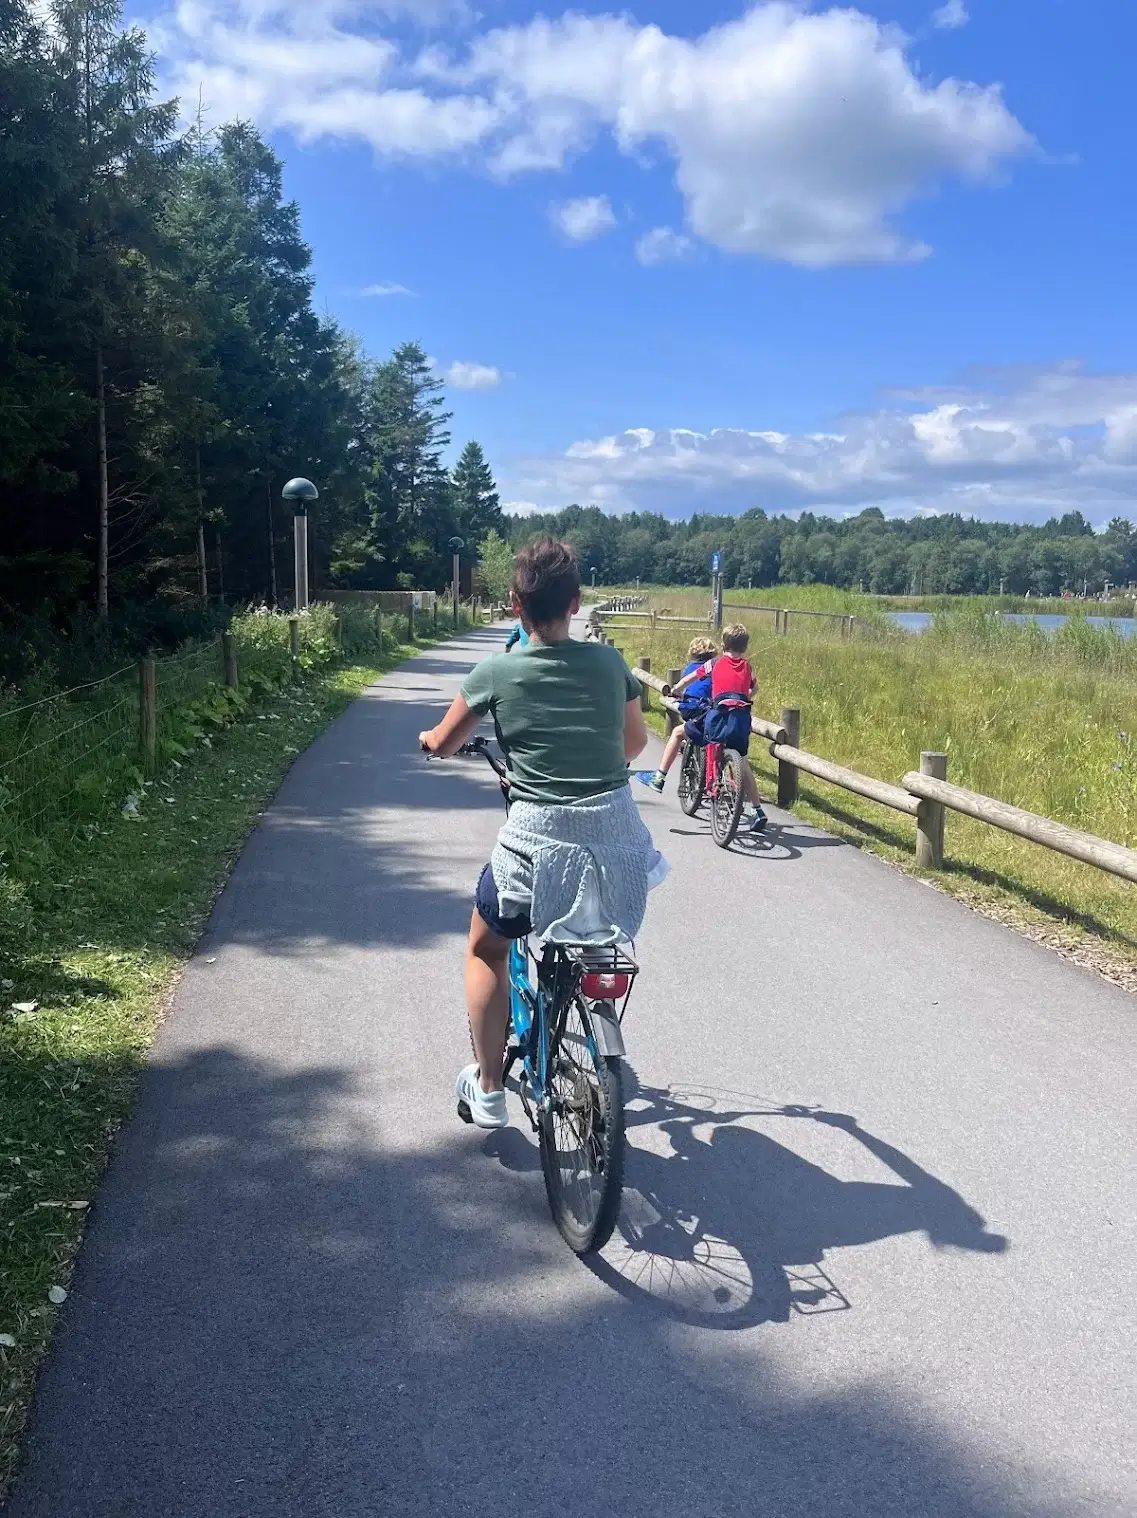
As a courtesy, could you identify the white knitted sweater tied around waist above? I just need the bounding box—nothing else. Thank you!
[492,784,669,945]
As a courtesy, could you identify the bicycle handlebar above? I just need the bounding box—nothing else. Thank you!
[423,733,509,782]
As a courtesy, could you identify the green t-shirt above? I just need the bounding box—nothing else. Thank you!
[460,639,641,805]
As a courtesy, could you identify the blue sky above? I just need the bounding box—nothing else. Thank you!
[139,1,1137,523]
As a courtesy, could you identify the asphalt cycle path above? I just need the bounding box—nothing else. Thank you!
[6,624,1136,1517]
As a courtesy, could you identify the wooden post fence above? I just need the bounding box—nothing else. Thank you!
[222,632,238,690]
[666,668,681,736]
[777,707,800,809]
[639,656,652,712]
[139,657,156,777]
[915,752,948,869]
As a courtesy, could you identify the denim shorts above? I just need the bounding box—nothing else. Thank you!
[475,863,532,940]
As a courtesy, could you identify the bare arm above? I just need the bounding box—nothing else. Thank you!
[672,660,710,697]
[624,696,648,762]
[419,695,482,757]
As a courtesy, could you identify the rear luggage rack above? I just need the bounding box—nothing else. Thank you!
[544,943,640,1023]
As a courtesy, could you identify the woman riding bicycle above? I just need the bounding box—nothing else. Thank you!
[419,539,668,1128]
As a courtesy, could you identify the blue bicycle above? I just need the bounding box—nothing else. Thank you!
[455,736,638,1255]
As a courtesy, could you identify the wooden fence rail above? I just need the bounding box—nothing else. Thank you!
[902,771,1137,886]
[629,661,1136,883]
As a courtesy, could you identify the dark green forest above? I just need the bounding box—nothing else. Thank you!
[0,0,503,635]
[509,505,1137,597]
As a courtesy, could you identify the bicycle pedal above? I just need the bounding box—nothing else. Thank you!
[456,1099,473,1125]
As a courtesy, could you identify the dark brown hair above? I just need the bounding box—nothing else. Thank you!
[722,623,750,654]
[512,538,581,626]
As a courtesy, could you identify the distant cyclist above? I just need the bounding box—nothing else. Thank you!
[638,623,768,832]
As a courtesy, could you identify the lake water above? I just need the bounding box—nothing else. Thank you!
[888,611,1137,638]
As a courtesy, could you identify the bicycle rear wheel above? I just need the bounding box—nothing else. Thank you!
[538,994,625,1255]
[711,748,745,848]
[677,739,706,816]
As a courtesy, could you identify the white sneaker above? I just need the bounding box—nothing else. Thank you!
[455,1064,508,1129]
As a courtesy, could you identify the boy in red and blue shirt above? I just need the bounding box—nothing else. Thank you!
[636,624,768,832]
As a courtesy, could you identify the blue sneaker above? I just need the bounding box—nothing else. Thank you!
[748,806,769,833]
[634,770,666,795]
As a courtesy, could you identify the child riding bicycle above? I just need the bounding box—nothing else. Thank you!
[419,539,668,1129]
[636,623,768,833]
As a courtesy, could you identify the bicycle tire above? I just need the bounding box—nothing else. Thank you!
[538,995,626,1255]
[677,739,706,816]
[711,748,745,849]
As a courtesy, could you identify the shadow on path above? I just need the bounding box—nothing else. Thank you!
[588,1078,1008,1330]
[6,1049,1073,1518]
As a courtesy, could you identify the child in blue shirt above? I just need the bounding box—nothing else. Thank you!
[675,636,717,720]
[634,636,716,794]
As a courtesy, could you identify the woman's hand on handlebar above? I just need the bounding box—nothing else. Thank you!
[419,729,440,755]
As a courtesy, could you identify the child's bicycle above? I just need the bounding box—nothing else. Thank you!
[452,736,637,1255]
[676,728,747,849]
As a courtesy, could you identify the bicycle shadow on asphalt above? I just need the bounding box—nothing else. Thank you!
[586,1074,1008,1331]
[9,1045,1080,1518]
[666,821,847,862]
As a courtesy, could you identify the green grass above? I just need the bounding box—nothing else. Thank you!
[608,601,1137,968]
[0,613,466,1499]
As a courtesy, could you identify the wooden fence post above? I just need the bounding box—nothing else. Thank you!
[915,752,948,869]
[639,656,651,712]
[407,602,416,643]
[666,668,681,736]
[289,615,300,679]
[222,632,238,691]
[375,607,383,650]
[139,657,156,777]
[777,707,800,809]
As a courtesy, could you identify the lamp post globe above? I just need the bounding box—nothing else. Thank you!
[282,478,319,611]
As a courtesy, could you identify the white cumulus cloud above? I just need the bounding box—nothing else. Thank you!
[635,227,695,265]
[932,1,970,30]
[446,361,503,390]
[500,364,1137,524]
[360,281,414,297]
[143,0,1034,269]
[551,195,617,242]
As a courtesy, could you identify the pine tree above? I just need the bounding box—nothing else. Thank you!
[51,0,182,614]
[0,1,82,497]
[368,342,454,584]
[452,440,503,546]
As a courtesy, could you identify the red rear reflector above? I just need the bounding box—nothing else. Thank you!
[581,973,631,1000]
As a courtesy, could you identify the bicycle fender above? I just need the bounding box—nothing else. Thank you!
[586,1001,626,1059]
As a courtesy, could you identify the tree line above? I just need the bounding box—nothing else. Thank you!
[0,0,503,626]
[509,505,1137,598]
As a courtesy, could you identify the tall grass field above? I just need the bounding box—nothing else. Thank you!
[601,593,1137,957]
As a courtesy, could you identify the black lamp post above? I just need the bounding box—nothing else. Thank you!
[448,536,465,629]
[282,477,319,610]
